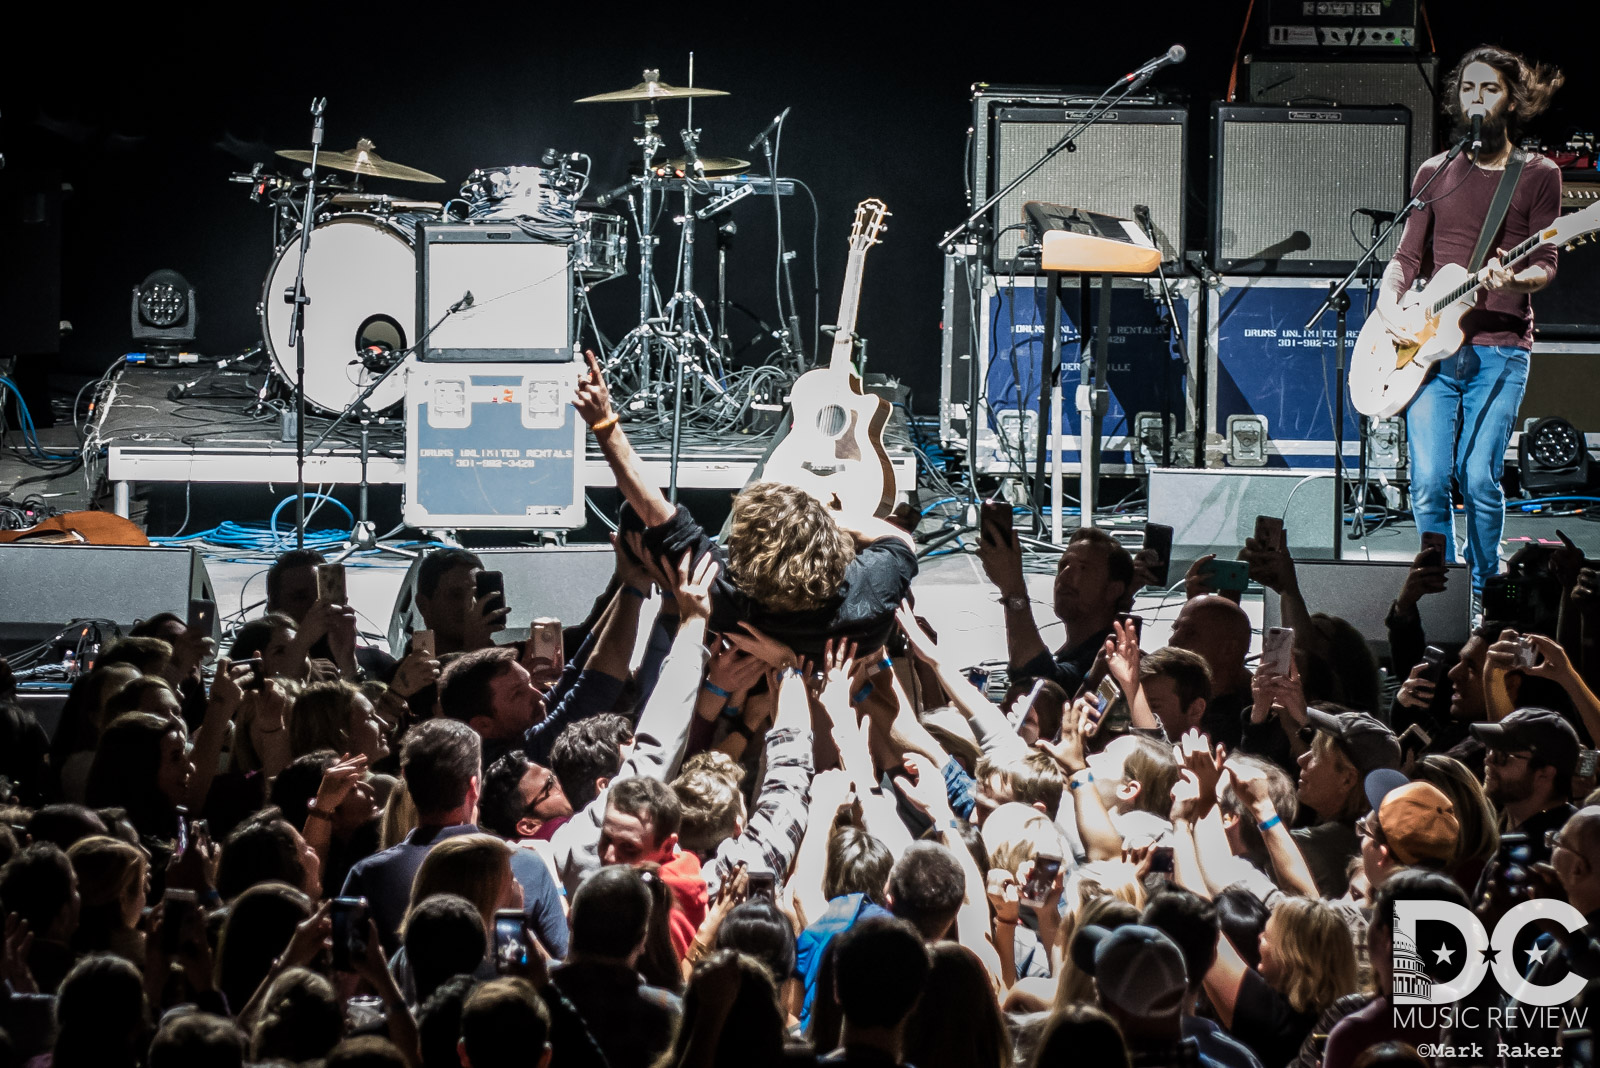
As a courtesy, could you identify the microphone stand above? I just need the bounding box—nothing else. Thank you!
[753,110,805,370]
[286,96,326,550]
[1304,129,1472,560]
[307,298,469,562]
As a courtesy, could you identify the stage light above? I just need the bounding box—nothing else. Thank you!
[130,269,197,354]
[1517,416,1591,496]
[1226,414,1268,467]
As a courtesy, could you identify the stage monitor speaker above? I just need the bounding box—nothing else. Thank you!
[1263,558,1471,661]
[973,88,1187,272]
[385,544,617,655]
[417,221,572,362]
[1147,467,1337,573]
[1211,105,1410,275]
[1244,55,1438,187]
[0,544,215,653]
[939,246,981,446]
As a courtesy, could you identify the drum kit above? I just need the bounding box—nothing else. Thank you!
[234,66,795,461]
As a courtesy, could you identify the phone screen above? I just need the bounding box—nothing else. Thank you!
[475,570,506,602]
[1020,854,1062,907]
[162,889,196,954]
[493,911,528,973]
[1261,627,1294,676]
[330,897,368,972]
[747,871,778,901]
[981,500,1014,539]
[187,598,216,636]
[1142,524,1173,588]
[316,563,348,605]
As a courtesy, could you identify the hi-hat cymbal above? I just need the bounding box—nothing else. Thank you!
[635,156,751,178]
[576,69,729,104]
[276,138,445,184]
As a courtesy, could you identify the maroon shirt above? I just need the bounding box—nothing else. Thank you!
[1392,150,1562,350]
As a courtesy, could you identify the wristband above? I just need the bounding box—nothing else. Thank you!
[590,413,619,432]
[720,703,741,718]
[1258,813,1282,832]
[622,585,649,600]
[948,819,966,834]
[1068,771,1094,790]
[852,681,875,704]
[306,805,334,822]
[703,680,732,699]
[879,655,894,672]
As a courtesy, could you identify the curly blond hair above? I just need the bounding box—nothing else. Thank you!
[724,482,855,613]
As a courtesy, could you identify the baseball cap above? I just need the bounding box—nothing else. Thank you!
[1363,770,1460,867]
[1074,923,1187,1018]
[1470,707,1581,777]
[1304,708,1402,775]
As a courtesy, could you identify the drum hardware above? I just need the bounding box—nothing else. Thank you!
[284,96,328,550]
[276,138,446,184]
[749,106,805,370]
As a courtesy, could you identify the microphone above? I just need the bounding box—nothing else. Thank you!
[680,132,704,177]
[1355,207,1397,224]
[1133,203,1153,230]
[1125,44,1185,93]
[449,291,474,315]
[1470,113,1483,159]
[747,107,792,153]
[595,180,635,208]
[696,183,755,220]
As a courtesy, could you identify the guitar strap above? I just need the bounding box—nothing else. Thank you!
[1467,149,1528,274]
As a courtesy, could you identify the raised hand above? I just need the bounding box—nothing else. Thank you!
[1396,546,1450,614]
[2,913,36,994]
[706,639,767,699]
[1184,553,1220,600]
[1221,757,1274,822]
[893,753,954,822]
[985,869,1021,925]
[572,349,615,427]
[1394,661,1438,711]
[1176,729,1221,812]
[894,599,940,665]
[1105,618,1141,696]
[611,530,655,591]
[727,621,799,671]
[391,647,442,699]
[1170,768,1203,824]
[668,550,720,623]
[1522,633,1578,683]
[975,510,1026,598]
[813,637,859,705]
[1035,697,1091,774]
[313,754,369,818]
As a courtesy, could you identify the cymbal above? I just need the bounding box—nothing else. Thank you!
[276,138,445,184]
[576,69,729,104]
[634,156,751,178]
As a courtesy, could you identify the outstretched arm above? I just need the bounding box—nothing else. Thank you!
[573,349,674,528]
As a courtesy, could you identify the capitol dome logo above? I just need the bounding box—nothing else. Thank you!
[1393,899,1590,1007]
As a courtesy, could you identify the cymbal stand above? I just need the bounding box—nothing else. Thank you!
[597,112,665,400]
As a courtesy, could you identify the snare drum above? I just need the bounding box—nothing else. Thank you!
[260,214,417,413]
[573,211,626,281]
[461,166,562,220]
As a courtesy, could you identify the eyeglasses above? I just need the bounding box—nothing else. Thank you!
[1546,829,1568,852]
[1485,748,1535,767]
[523,772,558,816]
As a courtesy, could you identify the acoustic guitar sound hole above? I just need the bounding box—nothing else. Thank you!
[816,404,848,438]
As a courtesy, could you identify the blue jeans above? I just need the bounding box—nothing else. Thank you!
[1405,344,1530,592]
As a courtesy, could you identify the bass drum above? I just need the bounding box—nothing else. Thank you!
[261,214,417,413]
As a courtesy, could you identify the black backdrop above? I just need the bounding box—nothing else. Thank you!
[2,2,1588,412]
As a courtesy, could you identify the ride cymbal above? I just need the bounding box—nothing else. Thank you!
[576,69,729,104]
[276,138,445,184]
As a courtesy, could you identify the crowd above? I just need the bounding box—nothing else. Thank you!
[2,350,1600,1068]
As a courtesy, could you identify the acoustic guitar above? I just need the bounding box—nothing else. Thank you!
[1348,200,1600,418]
[764,198,896,516]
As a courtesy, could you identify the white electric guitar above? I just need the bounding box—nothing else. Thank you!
[1348,200,1600,418]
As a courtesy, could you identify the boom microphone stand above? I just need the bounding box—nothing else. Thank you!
[286,96,327,550]
[1305,127,1473,560]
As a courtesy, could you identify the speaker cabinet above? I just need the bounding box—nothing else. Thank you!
[385,544,617,655]
[1244,55,1439,188]
[1263,558,1471,659]
[0,544,215,652]
[1147,467,1337,570]
[417,222,572,362]
[973,88,1187,273]
[1211,105,1410,274]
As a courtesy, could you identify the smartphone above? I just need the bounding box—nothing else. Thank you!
[330,897,369,972]
[1399,722,1432,761]
[1260,627,1294,676]
[1202,558,1251,594]
[1095,674,1121,714]
[161,888,197,955]
[529,618,563,669]
[1422,645,1447,686]
[1578,748,1599,780]
[233,657,265,691]
[1254,514,1285,553]
[475,569,506,604]
[1117,613,1144,645]
[1020,853,1063,908]
[173,804,189,859]
[1556,529,1579,554]
[412,629,436,658]
[980,499,1014,543]
[1517,635,1539,670]
[316,563,348,605]
[493,909,529,973]
[186,598,216,637]
[747,870,778,901]
[1142,523,1173,588]
[1147,846,1176,875]
[1008,677,1047,731]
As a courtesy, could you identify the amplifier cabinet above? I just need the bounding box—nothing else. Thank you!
[972,87,1187,273]
[1211,105,1410,275]
[417,221,573,362]
[1244,55,1439,186]
[957,274,1200,475]
[1205,275,1374,470]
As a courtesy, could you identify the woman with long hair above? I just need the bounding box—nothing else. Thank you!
[288,680,390,763]
[405,833,518,934]
[904,943,1010,1068]
[49,954,153,1068]
[213,882,313,1016]
[655,950,787,1068]
[636,862,686,995]
[66,836,148,965]
[1414,753,1499,890]
[84,713,191,845]
[52,664,141,803]
[1031,1004,1130,1068]
[1203,895,1360,1068]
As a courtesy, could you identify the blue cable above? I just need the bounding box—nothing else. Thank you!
[0,377,77,461]
[270,493,354,546]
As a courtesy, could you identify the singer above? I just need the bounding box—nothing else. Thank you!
[1375,45,1564,610]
